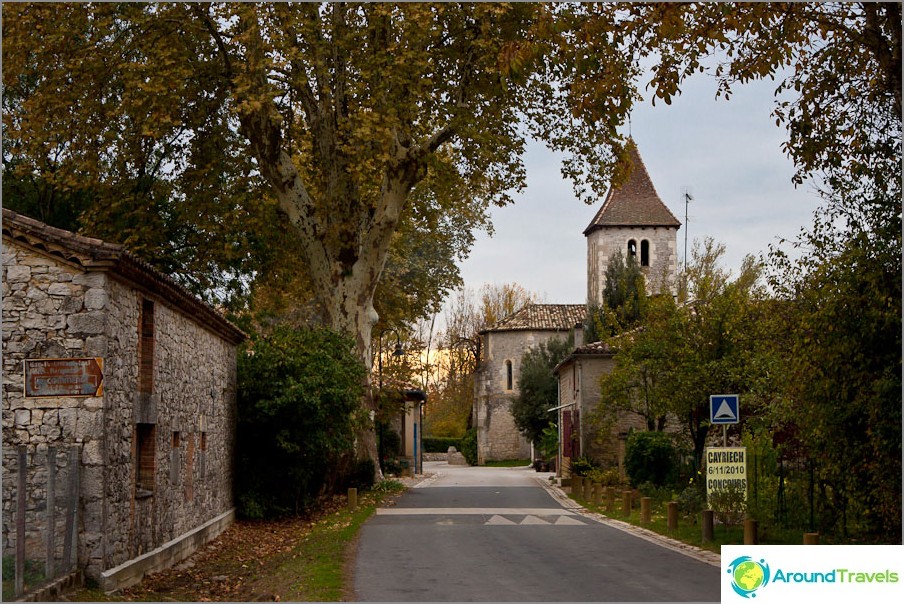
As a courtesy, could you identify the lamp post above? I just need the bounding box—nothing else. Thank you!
[376,328,404,472]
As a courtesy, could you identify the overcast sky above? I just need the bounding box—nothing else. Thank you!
[449,69,823,308]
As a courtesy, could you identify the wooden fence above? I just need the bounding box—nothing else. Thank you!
[4,444,80,600]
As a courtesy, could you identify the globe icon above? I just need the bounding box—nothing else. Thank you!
[733,560,765,592]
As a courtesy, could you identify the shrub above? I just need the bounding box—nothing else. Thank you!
[587,466,628,488]
[676,484,706,520]
[624,430,678,488]
[571,455,599,477]
[235,325,366,519]
[459,427,478,465]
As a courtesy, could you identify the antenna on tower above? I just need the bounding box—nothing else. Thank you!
[682,187,694,272]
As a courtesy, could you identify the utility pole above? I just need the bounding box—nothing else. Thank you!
[682,187,693,271]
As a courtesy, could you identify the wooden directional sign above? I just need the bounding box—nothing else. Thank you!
[25,358,104,398]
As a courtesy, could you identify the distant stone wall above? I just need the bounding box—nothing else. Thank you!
[475,330,571,463]
[2,236,237,584]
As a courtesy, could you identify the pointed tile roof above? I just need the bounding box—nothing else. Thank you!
[583,141,681,234]
[480,303,586,333]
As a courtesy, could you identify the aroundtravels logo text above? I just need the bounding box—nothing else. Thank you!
[727,554,900,598]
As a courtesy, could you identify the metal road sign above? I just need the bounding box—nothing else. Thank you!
[710,394,739,425]
[25,358,104,398]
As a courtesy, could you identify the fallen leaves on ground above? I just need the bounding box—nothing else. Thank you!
[117,495,349,602]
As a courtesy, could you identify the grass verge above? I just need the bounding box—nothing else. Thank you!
[567,491,805,553]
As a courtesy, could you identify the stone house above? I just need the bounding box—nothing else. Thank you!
[552,329,647,477]
[473,140,681,466]
[474,303,585,464]
[2,208,245,591]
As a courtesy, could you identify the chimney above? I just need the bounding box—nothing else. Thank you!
[573,322,584,349]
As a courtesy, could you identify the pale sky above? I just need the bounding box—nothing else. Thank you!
[451,69,823,307]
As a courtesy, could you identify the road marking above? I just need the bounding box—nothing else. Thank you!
[554,516,586,525]
[486,515,517,525]
[520,515,549,525]
[376,507,576,516]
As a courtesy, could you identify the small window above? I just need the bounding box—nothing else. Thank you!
[628,239,637,258]
[172,431,181,448]
[136,423,156,494]
[505,360,513,391]
[640,240,650,267]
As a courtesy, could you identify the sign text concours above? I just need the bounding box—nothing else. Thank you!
[25,358,104,398]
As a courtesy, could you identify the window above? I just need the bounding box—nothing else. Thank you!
[627,239,637,258]
[139,299,155,394]
[505,360,513,391]
[640,240,650,267]
[136,423,156,494]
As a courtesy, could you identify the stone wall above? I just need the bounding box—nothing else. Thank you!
[475,329,571,463]
[2,236,237,584]
[586,225,678,303]
[2,242,107,565]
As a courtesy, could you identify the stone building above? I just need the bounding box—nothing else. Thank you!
[2,209,244,590]
[552,328,647,477]
[474,304,584,464]
[473,140,680,465]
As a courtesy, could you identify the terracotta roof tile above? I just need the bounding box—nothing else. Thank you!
[572,340,616,355]
[584,141,681,234]
[482,303,586,333]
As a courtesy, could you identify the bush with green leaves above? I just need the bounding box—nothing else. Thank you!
[459,427,478,466]
[624,430,678,488]
[236,325,367,519]
[570,456,600,477]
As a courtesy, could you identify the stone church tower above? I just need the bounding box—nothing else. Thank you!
[584,141,681,304]
[472,140,681,464]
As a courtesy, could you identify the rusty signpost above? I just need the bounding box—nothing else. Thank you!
[24,358,104,398]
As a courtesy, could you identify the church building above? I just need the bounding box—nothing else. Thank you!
[473,141,680,465]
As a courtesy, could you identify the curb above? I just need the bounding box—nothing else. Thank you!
[536,476,721,568]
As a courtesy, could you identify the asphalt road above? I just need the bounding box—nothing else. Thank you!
[353,462,721,602]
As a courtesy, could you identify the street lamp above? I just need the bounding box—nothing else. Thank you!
[376,328,405,472]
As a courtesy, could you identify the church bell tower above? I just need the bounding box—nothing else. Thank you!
[584,140,681,305]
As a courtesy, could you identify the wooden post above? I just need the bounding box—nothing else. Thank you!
[592,483,603,506]
[46,445,57,581]
[621,490,632,516]
[744,519,758,545]
[572,475,583,498]
[702,510,714,543]
[804,532,820,545]
[16,445,27,597]
[348,487,358,512]
[667,501,678,532]
[640,497,651,524]
[583,479,592,501]
[606,487,616,513]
